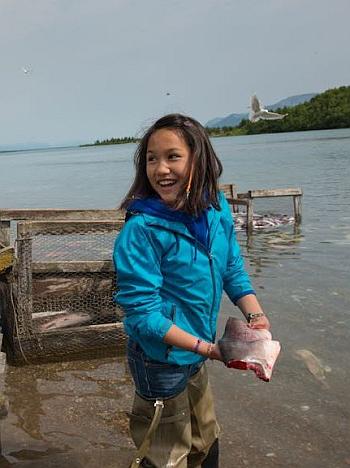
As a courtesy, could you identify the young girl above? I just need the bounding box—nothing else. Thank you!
[113,114,270,468]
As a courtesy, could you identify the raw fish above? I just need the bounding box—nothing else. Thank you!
[218,317,281,382]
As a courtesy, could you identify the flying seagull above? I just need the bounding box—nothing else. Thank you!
[21,67,31,75]
[249,94,287,122]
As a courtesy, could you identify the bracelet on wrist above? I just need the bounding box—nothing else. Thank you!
[193,339,202,354]
[206,342,214,359]
[247,312,264,323]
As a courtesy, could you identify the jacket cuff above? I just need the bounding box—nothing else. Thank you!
[232,290,256,305]
[130,312,173,341]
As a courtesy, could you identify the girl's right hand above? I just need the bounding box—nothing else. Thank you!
[248,314,270,330]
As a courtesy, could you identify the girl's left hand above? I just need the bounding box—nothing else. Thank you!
[210,343,224,362]
[248,314,270,330]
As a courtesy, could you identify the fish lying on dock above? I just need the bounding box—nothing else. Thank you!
[39,312,91,332]
[218,317,281,381]
[234,213,294,231]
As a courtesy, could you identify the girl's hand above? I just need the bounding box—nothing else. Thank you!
[210,343,224,362]
[248,314,270,330]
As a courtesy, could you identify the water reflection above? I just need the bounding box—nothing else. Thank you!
[1,357,134,465]
[239,226,304,277]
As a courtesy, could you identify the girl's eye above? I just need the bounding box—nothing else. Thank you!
[169,153,180,160]
[147,155,156,163]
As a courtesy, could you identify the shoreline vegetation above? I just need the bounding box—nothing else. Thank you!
[80,86,350,146]
[80,136,138,147]
[207,86,350,138]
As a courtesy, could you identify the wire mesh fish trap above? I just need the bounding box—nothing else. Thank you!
[3,219,126,365]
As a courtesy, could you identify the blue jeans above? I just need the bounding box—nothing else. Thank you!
[127,339,203,400]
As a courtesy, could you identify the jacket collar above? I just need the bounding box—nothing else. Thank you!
[142,204,222,245]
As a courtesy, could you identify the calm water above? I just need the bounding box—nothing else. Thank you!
[1,129,350,467]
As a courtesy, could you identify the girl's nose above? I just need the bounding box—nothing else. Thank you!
[156,160,171,174]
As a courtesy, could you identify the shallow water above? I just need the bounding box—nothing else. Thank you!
[1,129,350,467]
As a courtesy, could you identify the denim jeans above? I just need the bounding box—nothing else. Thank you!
[127,339,203,400]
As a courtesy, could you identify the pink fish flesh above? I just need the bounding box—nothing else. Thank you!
[218,317,281,382]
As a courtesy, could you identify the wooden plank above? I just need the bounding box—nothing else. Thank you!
[28,220,124,236]
[0,209,124,221]
[0,247,14,273]
[248,188,303,198]
[0,220,11,247]
[219,184,238,199]
[32,275,114,296]
[16,222,34,334]
[226,198,249,207]
[32,260,114,273]
[8,322,127,364]
[237,192,249,199]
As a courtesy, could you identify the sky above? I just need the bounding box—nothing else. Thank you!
[0,0,349,149]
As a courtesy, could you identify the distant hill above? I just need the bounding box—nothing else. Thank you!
[206,93,317,128]
[238,86,350,135]
[268,93,317,111]
[206,113,247,128]
[206,86,350,137]
[205,117,223,127]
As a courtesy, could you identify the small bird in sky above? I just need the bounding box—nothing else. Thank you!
[166,92,170,96]
[21,66,31,75]
[249,94,287,122]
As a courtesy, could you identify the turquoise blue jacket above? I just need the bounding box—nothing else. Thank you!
[113,193,255,365]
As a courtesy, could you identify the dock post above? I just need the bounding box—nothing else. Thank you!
[16,222,34,338]
[293,195,302,224]
[0,221,10,247]
[246,198,253,233]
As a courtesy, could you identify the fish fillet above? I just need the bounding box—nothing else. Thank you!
[218,317,281,382]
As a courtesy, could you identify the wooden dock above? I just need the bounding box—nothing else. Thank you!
[220,184,302,231]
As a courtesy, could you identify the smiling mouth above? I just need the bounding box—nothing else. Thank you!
[157,180,177,188]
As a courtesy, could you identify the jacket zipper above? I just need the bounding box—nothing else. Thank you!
[149,216,221,345]
[208,251,216,342]
[206,216,221,343]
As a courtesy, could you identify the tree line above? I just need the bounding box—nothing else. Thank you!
[81,136,138,147]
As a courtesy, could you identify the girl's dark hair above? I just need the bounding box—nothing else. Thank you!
[120,113,223,215]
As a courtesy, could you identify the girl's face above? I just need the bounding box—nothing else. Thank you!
[146,129,191,206]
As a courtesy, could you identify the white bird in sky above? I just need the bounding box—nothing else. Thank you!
[21,66,31,75]
[249,94,288,122]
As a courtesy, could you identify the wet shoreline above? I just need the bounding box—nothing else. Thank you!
[1,288,350,467]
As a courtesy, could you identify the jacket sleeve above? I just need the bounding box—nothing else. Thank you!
[220,194,256,304]
[113,216,173,341]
